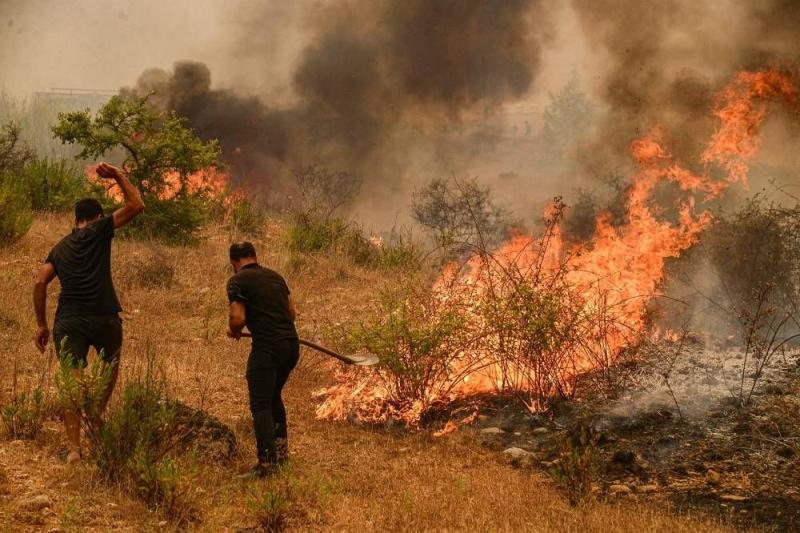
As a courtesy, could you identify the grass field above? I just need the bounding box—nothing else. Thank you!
[0,214,734,532]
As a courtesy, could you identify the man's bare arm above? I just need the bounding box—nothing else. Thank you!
[228,301,246,339]
[33,263,56,353]
[96,163,144,229]
[288,294,297,322]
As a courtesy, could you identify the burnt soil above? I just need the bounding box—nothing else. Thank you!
[430,340,800,532]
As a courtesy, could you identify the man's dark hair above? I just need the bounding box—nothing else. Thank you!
[74,198,104,223]
[230,241,257,262]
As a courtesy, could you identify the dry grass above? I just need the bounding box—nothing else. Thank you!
[0,215,735,532]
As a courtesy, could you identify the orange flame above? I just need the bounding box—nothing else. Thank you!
[316,68,797,426]
[85,166,228,202]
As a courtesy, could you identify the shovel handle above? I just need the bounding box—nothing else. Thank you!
[236,333,356,365]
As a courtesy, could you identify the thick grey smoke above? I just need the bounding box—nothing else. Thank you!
[125,0,550,211]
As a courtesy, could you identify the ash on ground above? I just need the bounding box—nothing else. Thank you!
[470,338,800,532]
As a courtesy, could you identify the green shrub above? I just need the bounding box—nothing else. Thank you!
[549,425,600,506]
[228,195,265,234]
[377,240,420,271]
[1,388,45,440]
[0,177,33,245]
[248,482,291,532]
[56,356,199,523]
[287,214,347,254]
[337,282,476,413]
[121,196,209,245]
[20,157,89,212]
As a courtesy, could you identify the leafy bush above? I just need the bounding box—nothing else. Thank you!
[288,214,420,270]
[287,214,348,254]
[549,425,600,506]
[53,94,222,243]
[327,281,479,421]
[0,177,33,246]
[121,196,210,245]
[412,176,511,254]
[20,157,89,212]
[1,388,45,440]
[0,121,34,245]
[56,356,199,523]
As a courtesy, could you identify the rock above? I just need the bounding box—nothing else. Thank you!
[480,427,505,435]
[612,450,635,465]
[503,446,532,458]
[532,427,549,435]
[503,447,534,467]
[706,469,722,485]
[19,494,52,511]
[637,484,659,494]
[721,494,748,502]
[609,484,632,495]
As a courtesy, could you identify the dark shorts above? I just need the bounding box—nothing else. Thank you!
[53,315,123,368]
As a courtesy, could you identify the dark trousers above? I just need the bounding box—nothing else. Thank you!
[246,338,299,464]
[53,315,123,367]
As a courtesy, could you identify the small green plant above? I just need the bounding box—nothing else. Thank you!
[1,388,45,440]
[333,281,480,418]
[549,425,600,506]
[248,482,292,533]
[0,121,34,245]
[228,194,265,235]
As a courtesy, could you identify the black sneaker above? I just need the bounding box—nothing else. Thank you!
[237,462,277,480]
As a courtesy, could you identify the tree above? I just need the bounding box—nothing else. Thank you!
[52,95,223,242]
[0,122,34,245]
[412,176,511,254]
[540,74,593,161]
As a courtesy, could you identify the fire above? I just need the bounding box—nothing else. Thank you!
[316,68,797,426]
[85,165,228,202]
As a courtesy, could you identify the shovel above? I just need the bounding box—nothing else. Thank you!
[237,333,379,366]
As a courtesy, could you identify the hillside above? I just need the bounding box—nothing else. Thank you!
[0,214,733,532]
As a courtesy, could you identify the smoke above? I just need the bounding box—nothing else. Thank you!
[4,0,800,224]
[121,0,550,215]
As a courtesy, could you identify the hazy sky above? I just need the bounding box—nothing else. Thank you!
[0,0,588,105]
[0,0,308,97]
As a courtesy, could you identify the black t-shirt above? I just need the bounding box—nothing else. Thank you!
[45,216,122,321]
[227,264,298,347]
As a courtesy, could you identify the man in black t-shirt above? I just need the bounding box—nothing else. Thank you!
[226,242,299,477]
[33,163,144,463]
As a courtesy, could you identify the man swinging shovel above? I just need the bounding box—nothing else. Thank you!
[225,242,376,478]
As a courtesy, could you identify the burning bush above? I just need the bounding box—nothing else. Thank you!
[316,68,799,428]
[318,279,482,424]
[53,94,222,243]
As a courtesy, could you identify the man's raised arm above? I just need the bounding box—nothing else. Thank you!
[96,163,145,229]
